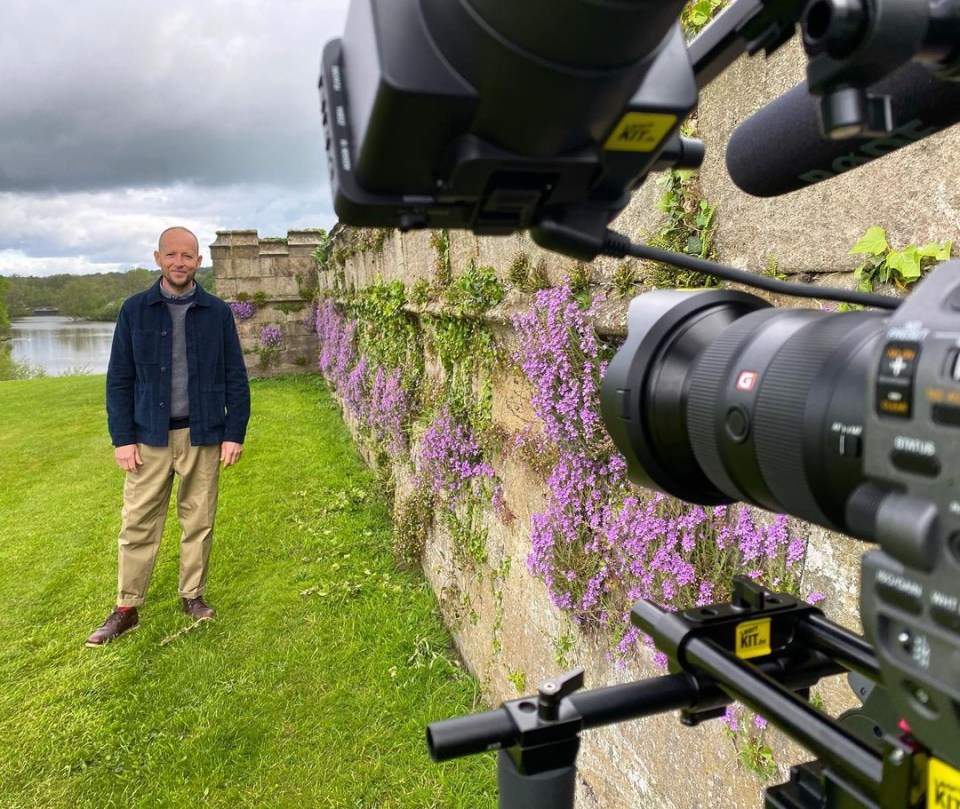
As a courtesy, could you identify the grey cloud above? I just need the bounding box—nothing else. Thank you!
[0,0,348,274]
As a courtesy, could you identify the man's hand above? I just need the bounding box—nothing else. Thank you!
[115,444,143,473]
[221,441,243,467]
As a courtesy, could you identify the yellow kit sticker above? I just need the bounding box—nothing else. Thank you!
[929,758,960,809]
[603,112,677,152]
[735,618,772,659]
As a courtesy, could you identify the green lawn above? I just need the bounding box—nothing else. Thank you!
[0,374,496,808]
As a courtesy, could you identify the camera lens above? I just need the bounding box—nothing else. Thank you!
[601,289,885,532]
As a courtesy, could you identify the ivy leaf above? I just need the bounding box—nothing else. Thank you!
[849,227,888,256]
[695,201,715,229]
[918,241,953,260]
[887,246,922,280]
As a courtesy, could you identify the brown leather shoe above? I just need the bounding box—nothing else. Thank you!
[182,596,216,620]
[86,607,139,647]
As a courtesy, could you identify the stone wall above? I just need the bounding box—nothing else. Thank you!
[209,229,324,377]
[321,229,873,809]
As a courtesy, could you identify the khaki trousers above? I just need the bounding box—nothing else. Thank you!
[117,428,221,607]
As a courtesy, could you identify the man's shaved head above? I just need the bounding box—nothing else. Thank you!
[158,226,199,253]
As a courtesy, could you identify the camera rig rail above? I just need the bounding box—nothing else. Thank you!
[427,579,936,809]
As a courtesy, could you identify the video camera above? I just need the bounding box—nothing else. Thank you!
[319,1,960,806]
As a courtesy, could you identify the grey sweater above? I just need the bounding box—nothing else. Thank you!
[159,283,197,420]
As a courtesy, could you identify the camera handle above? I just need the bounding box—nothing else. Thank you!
[428,580,925,808]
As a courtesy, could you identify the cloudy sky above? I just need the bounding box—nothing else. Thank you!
[0,0,351,276]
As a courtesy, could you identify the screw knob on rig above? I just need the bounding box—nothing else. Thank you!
[537,668,585,721]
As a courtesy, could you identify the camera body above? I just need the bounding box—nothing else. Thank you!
[599,260,960,768]
[856,262,960,765]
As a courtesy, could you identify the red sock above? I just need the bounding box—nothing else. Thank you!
[118,606,134,612]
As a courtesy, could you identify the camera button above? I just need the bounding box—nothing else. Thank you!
[876,581,923,614]
[876,379,913,418]
[933,404,960,427]
[725,406,750,443]
[947,349,960,381]
[881,342,920,378]
[949,531,960,564]
[932,604,960,634]
[837,433,862,458]
[890,449,941,477]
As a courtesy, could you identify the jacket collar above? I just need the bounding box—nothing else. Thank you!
[146,277,212,307]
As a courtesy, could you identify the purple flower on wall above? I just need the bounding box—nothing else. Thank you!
[370,366,409,454]
[315,296,414,455]
[260,325,284,348]
[230,300,256,320]
[513,284,808,652]
[512,287,608,451]
[344,356,369,419]
[415,405,495,509]
[316,298,357,390]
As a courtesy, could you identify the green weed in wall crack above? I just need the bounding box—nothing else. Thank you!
[681,0,727,38]
[508,251,551,293]
[567,262,593,307]
[424,266,504,436]
[723,705,779,780]
[445,263,505,316]
[311,228,334,270]
[350,277,422,379]
[613,260,639,297]
[849,226,952,291]
[490,556,512,656]
[430,229,452,291]
[410,278,432,306]
[644,168,720,289]
[393,484,435,568]
[507,669,527,693]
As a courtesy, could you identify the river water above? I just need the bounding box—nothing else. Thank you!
[7,316,116,376]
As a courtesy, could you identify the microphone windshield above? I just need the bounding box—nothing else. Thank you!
[726,63,960,197]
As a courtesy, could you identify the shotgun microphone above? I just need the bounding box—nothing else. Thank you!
[725,62,960,197]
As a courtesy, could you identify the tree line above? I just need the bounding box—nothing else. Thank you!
[2,266,217,322]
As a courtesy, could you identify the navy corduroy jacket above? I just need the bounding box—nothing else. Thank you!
[106,280,250,448]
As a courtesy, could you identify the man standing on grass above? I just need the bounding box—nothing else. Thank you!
[86,226,250,647]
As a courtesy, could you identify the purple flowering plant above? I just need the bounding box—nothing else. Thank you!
[414,403,499,564]
[370,366,410,455]
[316,297,357,391]
[722,704,778,779]
[230,300,256,320]
[254,324,285,368]
[512,286,809,654]
[259,325,284,348]
[314,288,502,565]
[315,295,416,457]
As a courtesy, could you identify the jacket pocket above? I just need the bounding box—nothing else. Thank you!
[132,330,159,364]
[202,383,226,427]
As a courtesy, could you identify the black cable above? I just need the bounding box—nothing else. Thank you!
[601,231,902,311]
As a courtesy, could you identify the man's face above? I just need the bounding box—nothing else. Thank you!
[155,230,202,293]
